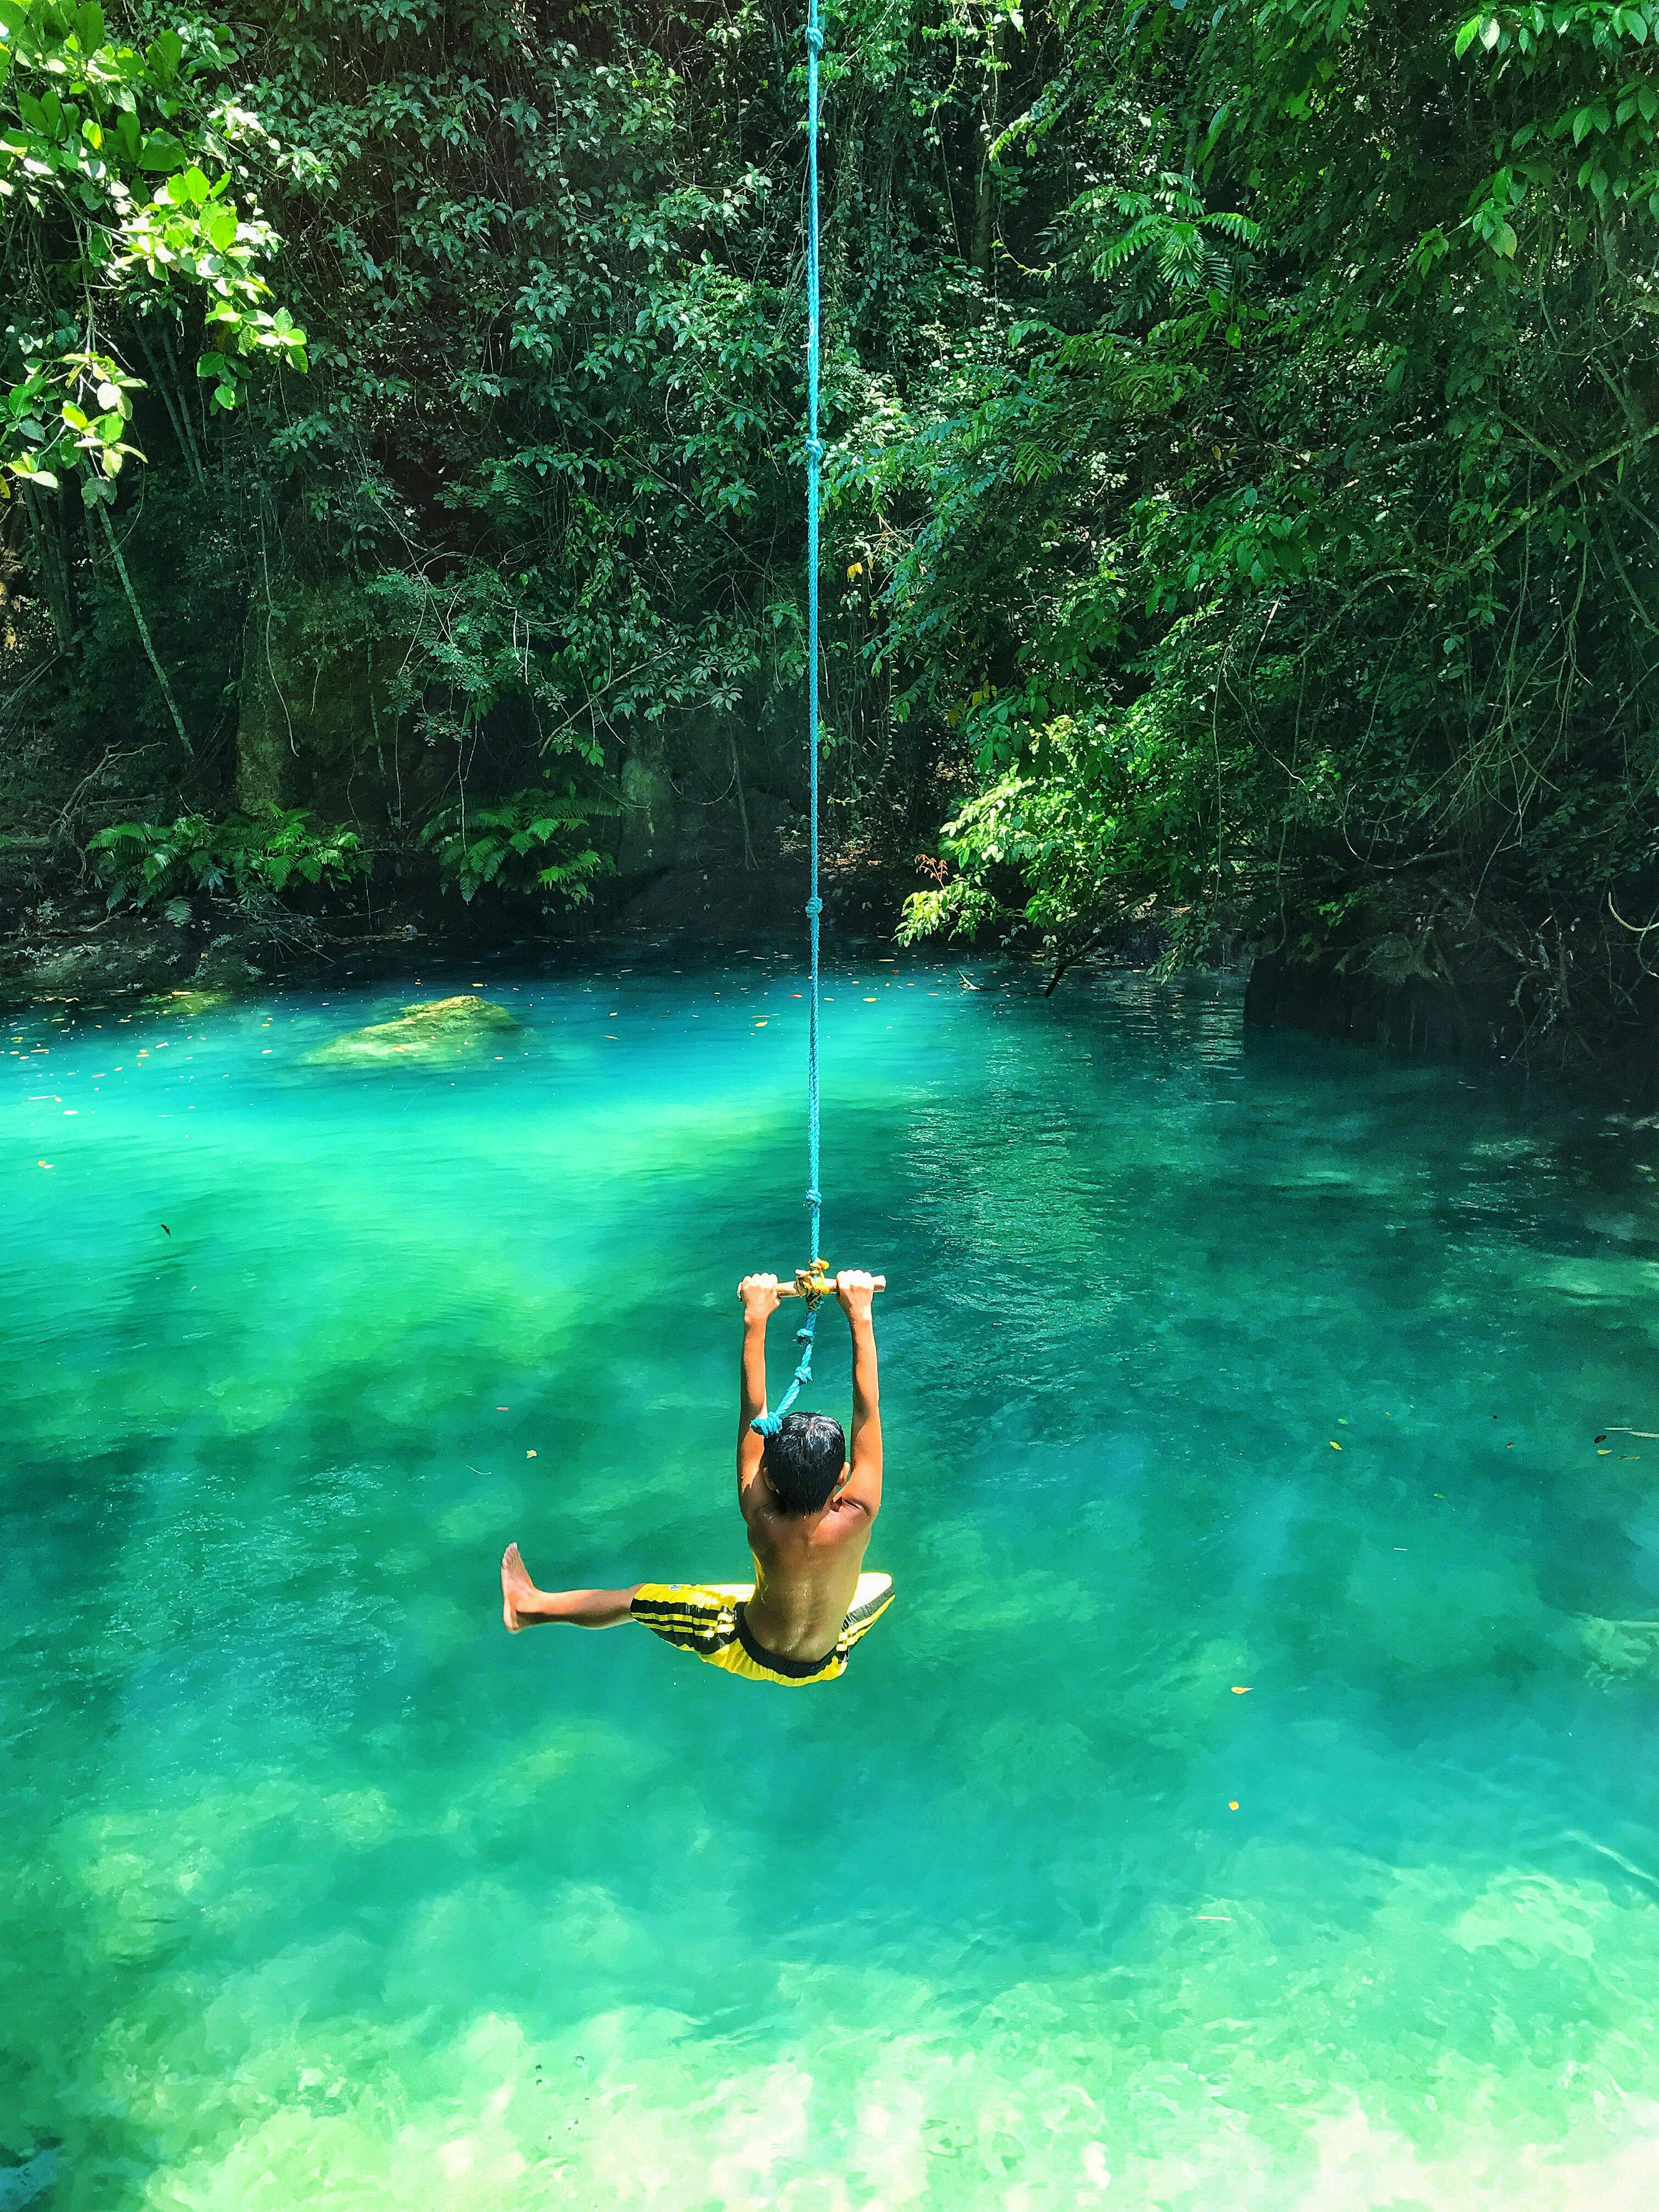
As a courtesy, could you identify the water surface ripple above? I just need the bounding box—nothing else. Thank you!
[5,960,1659,2209]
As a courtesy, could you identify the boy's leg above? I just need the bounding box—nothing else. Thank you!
[501,1543,641,1634]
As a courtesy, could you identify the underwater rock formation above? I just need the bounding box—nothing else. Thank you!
[0,2147,62,2211]
[306,995,520,1067]
[142,988,236,1018]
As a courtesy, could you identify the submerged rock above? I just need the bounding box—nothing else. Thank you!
[0,2148,62,2212]
[307,994,520,1066]
[142,987,235,1018]
[1579,1615,1659,1685]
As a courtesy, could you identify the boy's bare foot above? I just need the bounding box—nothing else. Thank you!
[501,1542,534,1633]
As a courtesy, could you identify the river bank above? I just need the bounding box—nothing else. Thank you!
[9,842,1657,1116]
[0,847,926,1011]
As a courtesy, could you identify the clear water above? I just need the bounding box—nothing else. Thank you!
[7,957,1659,2211]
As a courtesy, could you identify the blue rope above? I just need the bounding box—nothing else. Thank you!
[753,0,825,1441]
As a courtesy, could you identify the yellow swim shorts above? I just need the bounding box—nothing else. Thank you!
[630,1573,895,1686]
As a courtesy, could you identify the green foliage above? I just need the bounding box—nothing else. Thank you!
[898,693,1211,960]
[871,0,1659,991]
[9,0,989,870]
[419,786,617,907]
[9,0,1659,1036]
[1,0,305,500]
[230,0,810,768]
[88,809,366,905]
[5,0,1012,882]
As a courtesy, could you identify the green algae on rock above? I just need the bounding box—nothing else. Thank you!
[307,995,521,1066]
[142,988,236,1018]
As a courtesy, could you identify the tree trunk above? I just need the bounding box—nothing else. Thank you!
[97,502,193,759]
[22,484,77,648]
[973,15,1006,276]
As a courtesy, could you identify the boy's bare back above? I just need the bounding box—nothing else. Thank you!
[499,1266,890,1684]
[735,1270,883,1660]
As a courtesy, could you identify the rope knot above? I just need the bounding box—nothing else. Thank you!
[804,1186,821,1206]
[804,25,823,49]
[804,895,823,917]
[805,437,825,463]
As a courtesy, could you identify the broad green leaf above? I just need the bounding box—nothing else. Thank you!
[137,131,188,171]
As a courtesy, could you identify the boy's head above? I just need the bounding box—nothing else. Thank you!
[760,1411,848,1515]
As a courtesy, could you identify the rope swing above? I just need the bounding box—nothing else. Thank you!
[752,0,832,1433]
[751,0,847,1439]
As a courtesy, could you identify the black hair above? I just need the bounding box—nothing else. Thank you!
[760,1410,847,1515]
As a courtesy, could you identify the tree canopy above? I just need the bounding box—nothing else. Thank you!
[3,0,1658,1055]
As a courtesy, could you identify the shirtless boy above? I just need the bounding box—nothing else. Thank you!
[499,1268,891,1686]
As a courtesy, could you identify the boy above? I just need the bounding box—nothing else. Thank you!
[499,1268,890,1685]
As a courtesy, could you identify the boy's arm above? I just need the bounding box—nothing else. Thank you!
[837,1270,883,1519]
[736,1273,780,1498]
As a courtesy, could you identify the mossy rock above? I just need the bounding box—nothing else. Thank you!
[306,995,521,1067]
[142,988,235,1018]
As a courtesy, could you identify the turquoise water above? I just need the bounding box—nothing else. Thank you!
[7,956,1659,2210]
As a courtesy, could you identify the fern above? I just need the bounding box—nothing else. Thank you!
[88,812,370,909]
[1077,171,1260,307]
[419,784,618,905]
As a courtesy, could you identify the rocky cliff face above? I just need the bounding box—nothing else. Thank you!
[235,588,413,822]
[233,578,817,930]
[0,571,891,1004]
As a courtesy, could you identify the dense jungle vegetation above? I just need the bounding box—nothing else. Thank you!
[3,0,1658,1066]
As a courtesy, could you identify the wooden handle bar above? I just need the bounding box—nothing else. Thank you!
[774,1272,885,1297]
